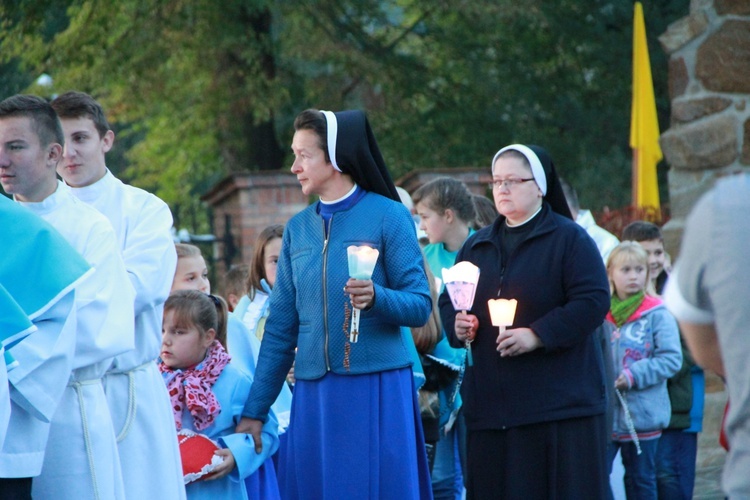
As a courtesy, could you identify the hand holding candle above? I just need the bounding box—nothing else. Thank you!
[442,261,480,366]
[488,298,518,356]
[488,298,541,356]
[346,245,379,343]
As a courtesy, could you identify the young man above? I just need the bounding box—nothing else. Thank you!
[622,221,704,500]
[51,91,185,499]
[0,195,91,499]
[0,94,135,499]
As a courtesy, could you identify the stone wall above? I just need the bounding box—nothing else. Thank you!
[659,0,750,257]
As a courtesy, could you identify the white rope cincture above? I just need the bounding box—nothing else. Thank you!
[108,360,153,443]
[116,371,137,443]
[615,387,642,455]
[71,379,103,500]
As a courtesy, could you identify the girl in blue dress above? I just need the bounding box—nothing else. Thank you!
[160,290,279,499]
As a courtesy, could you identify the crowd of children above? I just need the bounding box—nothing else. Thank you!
[1,91,709,500]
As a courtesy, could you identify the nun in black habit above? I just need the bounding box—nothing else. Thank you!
[438,144,612,498]
[240,109,434,499]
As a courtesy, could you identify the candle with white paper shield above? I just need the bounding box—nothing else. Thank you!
[442,261,480,366]
[441,261,480,312]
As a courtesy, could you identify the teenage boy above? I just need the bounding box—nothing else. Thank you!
[0,195,91,499]
[0,94,135,499]
[622,221,704,499]
[51,91,185,499]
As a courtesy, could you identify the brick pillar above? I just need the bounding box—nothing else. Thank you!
[201,171,309,291]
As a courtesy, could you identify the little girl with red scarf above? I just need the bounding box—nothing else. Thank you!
[160,290,279,499]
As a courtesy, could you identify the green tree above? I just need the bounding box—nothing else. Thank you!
[0,0,688,227]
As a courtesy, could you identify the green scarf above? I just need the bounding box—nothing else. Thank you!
[610,291,645,328]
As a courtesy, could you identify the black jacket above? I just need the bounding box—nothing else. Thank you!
[439,203,610,430]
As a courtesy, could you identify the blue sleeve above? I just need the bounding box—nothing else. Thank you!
[220,412,279,480]
[243,227,298,421]
[367,203,431,327]
[220,370,279,480]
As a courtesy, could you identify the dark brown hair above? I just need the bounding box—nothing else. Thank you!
[164,290,228,350]
[293,109,330,163]
[0,94,64,147]
[246,224,284,299]
[51,91,111,139]
[621,220,663,243]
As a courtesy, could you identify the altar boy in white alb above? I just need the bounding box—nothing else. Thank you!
[0,95,136,499]
[52,91,186,499]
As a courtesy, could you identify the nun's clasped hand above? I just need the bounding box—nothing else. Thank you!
[344,278,375,310]
[454,312,479,342]
[496,327,543,357]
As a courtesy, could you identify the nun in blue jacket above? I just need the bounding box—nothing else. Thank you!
[239,109,433,499]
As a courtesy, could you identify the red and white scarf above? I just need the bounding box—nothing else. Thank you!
[159,340,231,431]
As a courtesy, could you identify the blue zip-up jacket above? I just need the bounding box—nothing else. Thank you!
[607,296,682,438]
[438,203,611,430]
[245,192,431,421]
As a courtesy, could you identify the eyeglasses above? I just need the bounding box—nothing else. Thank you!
[488,178,535,190]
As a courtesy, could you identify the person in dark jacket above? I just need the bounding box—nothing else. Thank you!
[439,144,611,499]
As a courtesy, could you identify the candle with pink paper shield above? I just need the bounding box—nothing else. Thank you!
[442,261,480,366]
[346,245,379,342]
[488,298,518,336]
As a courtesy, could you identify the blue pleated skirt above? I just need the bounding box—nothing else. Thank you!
[280,367,433,499]
[244,456,280,499]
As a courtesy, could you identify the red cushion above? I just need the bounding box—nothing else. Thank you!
[177,430,223,484]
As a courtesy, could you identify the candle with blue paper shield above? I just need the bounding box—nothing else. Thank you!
[347,245,379,279]
[442,261,480,366]
[346,245,379,342]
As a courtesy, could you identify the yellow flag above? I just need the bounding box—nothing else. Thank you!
[630,2,662,218]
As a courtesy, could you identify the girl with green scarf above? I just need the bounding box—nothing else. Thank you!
[605,241,682,500]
